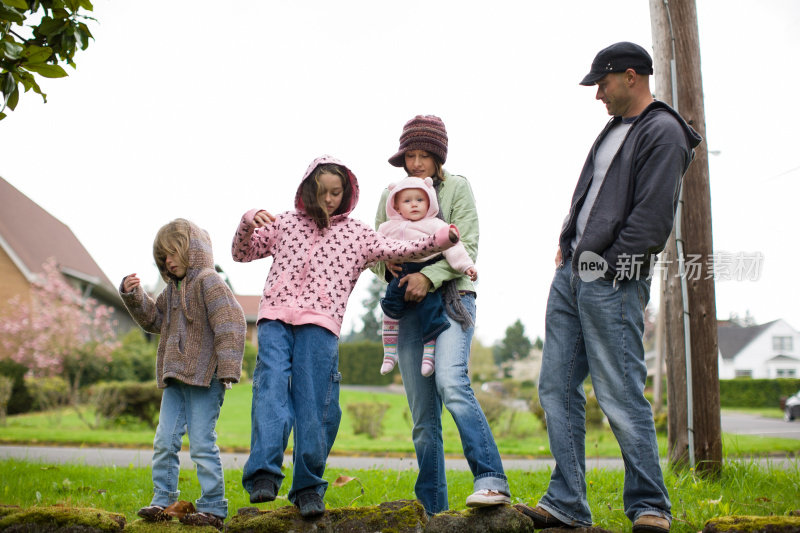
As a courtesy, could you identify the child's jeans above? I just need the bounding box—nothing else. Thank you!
[150,377,227,518]
[242,320,341,505]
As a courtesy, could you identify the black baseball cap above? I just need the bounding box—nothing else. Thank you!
[580,41,654,86]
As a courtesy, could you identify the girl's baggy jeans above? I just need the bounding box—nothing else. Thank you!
[242,320,341,504]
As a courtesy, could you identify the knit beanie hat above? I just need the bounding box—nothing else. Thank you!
[388,115,448,167]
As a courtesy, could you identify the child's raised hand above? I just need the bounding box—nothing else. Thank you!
[253,210,276,228]
[122,274,140,294]
[465,267,478,282]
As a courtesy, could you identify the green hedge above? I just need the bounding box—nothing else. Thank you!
[719,378,800,408]
[338,341,394,386]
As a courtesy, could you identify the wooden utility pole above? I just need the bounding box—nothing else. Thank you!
[649,0,722,475]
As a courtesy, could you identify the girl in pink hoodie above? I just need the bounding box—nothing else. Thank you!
[377,177,477,377]
[232,155,459,518]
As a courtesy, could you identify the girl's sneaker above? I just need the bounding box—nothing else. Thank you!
[137,505,171,522]
[180,512,224,530]
[465,489,511,507]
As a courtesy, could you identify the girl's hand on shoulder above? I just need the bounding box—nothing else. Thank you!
[122,274,140,294]
[252,210,276,228]
[465,267,478,282]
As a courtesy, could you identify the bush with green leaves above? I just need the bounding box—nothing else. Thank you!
[1,0,96,120]
[719,378,800,408]
[345,402,390,439]
[527,385,605,430]
[242,340,257,380]
[24,374,69,412]
[0,374,13,425]
[0,358,33,415]
[338,341,393,386]
[474,390,507,428]
[88,381,161,428]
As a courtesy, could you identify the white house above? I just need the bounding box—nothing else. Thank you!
[718,319,800,379]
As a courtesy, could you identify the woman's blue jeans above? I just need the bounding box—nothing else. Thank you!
[150,377,227,518]
[396,293,509,515]
[537,261,671,527]
[242,320,341,504]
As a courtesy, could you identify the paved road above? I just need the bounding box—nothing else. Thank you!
[1,413,797,471]
[1,444,797,472]
[720,412,800,440]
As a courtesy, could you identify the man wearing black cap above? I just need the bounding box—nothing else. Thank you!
[515,42,701,533]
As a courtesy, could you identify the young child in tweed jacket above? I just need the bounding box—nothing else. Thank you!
[120,218,246,530]
[232,155,461,519]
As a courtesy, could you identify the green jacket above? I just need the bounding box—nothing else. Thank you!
[373,170,479,293]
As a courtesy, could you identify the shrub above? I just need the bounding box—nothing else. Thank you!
[338,341,393,386]
[0,375,13,425]
[242,341,257,380]
[719,378,800,408]
[527,386,605,430]
[585,393,605,429]
[0,358,33,415]
[528,389,546,430]
[345,402,390,439]
[24,375,69,412]
[89,381,162,428]
[474,390,507,428]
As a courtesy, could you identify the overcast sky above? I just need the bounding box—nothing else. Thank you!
[1,1,798,344]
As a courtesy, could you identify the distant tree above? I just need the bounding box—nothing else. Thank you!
[493,319,532,377]
[533,336,544,351]
[344,277,384,343]
[0,258,118,412]
[643,305,657,352]
[468,338,497,383]
[1,0,96,120]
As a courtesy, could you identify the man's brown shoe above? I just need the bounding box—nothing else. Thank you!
[633,515,670,533]
[514,503,577,529]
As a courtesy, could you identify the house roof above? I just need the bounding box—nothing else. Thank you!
[717,319,779,360]
[0,176,116,294]
[234,294,260,322]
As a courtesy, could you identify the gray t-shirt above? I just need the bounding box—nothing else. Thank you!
[570,120,633,253]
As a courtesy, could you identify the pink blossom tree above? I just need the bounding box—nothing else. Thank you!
[0,258,118,416]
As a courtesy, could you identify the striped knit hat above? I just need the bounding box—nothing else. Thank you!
[388,115,448,167]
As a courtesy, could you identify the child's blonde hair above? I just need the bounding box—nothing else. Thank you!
[153,218,191,279]
[299,163,352,229]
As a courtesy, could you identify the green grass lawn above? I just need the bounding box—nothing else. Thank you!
[1,457,799,533]
[2,384,799,458]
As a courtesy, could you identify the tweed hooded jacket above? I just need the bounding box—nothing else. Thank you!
[120,220,246,389]
[231,155,458,337]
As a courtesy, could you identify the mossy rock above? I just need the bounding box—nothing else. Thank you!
[0,507,21,521]
[226,499,427,532]
[0,505,125,532]
[124,519,221,532]
[703,515,800,532]
[427,505,535,533]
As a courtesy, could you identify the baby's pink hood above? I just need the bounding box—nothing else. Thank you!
[385,176,439,221]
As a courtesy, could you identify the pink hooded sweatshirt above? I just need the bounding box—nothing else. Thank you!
[378,176,475,274]
[232,155,458,337]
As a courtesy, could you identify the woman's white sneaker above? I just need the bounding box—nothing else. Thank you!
[465,489,511,507]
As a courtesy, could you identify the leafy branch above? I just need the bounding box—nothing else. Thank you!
[1,0,95,120]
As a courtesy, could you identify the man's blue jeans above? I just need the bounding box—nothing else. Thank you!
[242,320,341,504]
[396,293,509,515]
[151,377,227,518]
[537,260,671,527]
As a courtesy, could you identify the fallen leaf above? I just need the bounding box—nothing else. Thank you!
[333,475,359,487]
